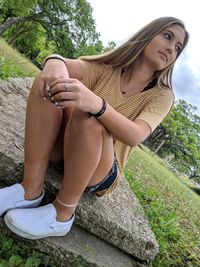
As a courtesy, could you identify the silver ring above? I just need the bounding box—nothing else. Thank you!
[64,83,69,91]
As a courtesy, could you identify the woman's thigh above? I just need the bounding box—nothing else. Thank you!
[50,108,115,186]
[50,108,74,162]
[86,119,115,187]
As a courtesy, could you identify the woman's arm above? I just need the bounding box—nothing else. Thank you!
[41,57,83,82]
[49,76,150,147]
[41,56,151,147]
[38,56,83,98]
[97,104,151,147]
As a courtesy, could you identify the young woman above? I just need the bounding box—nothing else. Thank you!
[0,17,189,239]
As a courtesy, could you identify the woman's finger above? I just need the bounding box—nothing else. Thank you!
[34,73,48,100]
[43,82,51,100]
[55,99,77,109]
[52,92,76,103]
[49,77,76,89]
[50,82,73,96]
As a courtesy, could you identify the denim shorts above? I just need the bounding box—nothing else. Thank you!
[85,159,118,197]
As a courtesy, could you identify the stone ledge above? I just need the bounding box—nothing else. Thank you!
[0,217,145,267]
[0,78,159,262]
[44,164,159,261]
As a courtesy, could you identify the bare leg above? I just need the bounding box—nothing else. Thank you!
[21,76,65,199]
[53,110,114,221]
[21,77,114,221]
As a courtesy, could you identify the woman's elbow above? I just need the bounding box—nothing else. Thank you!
[126,135,148,147]
[124,137,140,147]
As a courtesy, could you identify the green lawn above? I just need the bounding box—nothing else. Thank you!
[125,147,200,267]
[0,38,39,79]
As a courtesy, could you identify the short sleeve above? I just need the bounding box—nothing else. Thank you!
[78,59,107,90]
[136,89,175,132]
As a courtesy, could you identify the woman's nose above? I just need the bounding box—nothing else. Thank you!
[166,46,173,54]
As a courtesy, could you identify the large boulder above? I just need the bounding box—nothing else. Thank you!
[0,78,159,265]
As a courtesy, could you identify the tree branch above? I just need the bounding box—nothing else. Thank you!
[0,17,25,36]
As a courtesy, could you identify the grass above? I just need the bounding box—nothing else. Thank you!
[0,38,39,79]
[125,147,200,267]
[0,233,42,267]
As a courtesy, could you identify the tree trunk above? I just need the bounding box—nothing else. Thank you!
[189,174,200,179]
[152,139,166,155]
[0,17,25,36]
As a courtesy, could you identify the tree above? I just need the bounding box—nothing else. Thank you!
[0,0,38,34]
[144,100,200,179]
[0,0,104,63]
[103,41,116,52]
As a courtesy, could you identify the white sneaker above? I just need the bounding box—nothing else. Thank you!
[0,183,44,216]
[4,204,75,240]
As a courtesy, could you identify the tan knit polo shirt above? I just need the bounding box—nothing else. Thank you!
[78,59,174,173]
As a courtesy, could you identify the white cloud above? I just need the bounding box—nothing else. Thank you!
[173,55,200,114]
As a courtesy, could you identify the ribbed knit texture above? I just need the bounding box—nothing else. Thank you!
[79,59,174,173]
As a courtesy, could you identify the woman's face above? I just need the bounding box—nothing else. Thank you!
[143,24,185,70]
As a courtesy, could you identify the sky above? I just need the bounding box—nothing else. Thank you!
[87,0,200,115]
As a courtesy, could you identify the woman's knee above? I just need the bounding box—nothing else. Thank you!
[70,109,108,134]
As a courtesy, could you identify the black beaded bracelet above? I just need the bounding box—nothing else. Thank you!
[88,98,107,118]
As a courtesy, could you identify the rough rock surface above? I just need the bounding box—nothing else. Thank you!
[0,217,144,267]
[0,78,159,263]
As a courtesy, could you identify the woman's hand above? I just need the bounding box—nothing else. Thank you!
[48,78,103,113]
[39,59,69,99]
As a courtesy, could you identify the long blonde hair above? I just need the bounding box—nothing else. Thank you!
[80,17,189,89]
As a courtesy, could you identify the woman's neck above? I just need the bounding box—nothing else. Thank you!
[121,60,155,96]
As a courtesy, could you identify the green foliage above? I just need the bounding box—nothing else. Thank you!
[125,147,200,266]
[0,38,39,78]
[0,233,42,267]
[0,56,32,79]
[162,100,200,178]
[103,41,116,52]
[0,0,38,17]
[146,99,200,179]
[74,39,103,57]
[5,23,53,67]
[0,0,104,63]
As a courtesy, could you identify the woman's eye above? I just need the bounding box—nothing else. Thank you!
[175,45,181,54]
[164,33,171,40]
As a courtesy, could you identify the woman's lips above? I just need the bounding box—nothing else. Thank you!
[159,51,168,62]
